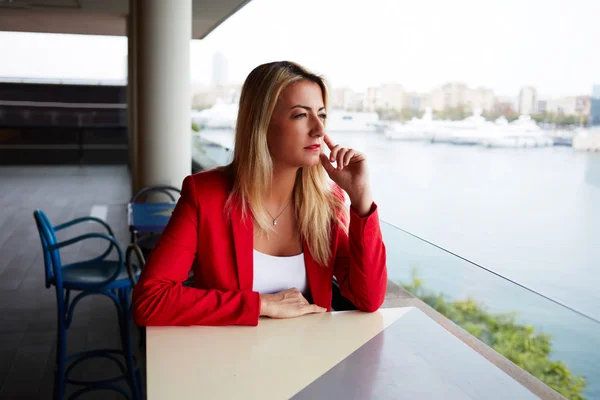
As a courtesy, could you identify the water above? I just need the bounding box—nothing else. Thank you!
[198,129,600,398]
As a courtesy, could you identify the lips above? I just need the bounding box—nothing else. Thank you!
[304,144,321,150]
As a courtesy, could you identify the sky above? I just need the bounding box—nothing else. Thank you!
[0,0,598,97]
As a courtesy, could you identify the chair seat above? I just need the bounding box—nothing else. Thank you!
[61,260,139,290]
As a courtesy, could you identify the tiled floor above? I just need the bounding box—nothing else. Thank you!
[0,164,416,400]
[0,166,142,399]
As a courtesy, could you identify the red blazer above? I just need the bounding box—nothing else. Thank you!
[132,169,387,327]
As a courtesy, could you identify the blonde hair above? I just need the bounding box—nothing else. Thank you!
[225,61,347,266]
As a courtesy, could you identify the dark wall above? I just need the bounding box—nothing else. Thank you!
[0,82,128,165]
[0,82,126,104]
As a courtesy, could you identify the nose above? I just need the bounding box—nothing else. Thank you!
[310,113,325,138]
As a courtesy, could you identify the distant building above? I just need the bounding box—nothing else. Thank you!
[495,95,518,114]
[537,100,547,113]
[519,86,536,115]
[428,87,445,111]
[330,87,364,111]
[575,96,591,117]
[379,83,405,111]
[365,86,381,112]
[471,87,495,113]
[591,85,600,126]
[192,84,241,109]
[405,93,422,111]
[546,97,577,115]
[425,83,494,113]
[441,82,469,110]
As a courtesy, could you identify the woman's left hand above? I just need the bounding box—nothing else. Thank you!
[319,134,373,216]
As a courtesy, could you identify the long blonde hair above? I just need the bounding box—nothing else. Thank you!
[226,61,347,266]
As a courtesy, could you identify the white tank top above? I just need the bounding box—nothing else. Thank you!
[252,249,308,295]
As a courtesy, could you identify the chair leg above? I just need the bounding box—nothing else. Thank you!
[54,291,67,400]
[119,287,142,400]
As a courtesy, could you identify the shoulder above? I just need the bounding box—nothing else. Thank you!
[182,167,232,206]
[187,167,231,191]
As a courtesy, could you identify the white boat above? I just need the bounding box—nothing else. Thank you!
[191,99,238,130]
[326,110,379,132]
[447,109,496,145]
[482,115,553,148]
[384,108,445,141]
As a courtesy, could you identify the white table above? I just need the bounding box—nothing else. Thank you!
[146,307,537,399]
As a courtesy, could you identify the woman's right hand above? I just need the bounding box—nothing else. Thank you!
[259,288,327,319]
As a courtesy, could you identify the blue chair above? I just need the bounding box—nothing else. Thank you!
[129,185,181,258]
[33,210,142,400]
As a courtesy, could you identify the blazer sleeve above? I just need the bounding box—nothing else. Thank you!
[131,175,261,327]
[333,198,388,312]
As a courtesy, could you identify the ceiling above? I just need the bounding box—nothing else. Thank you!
[0,0,251,39]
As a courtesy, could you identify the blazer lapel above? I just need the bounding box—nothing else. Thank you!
[231,201,254,291]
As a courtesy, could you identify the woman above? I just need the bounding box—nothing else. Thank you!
[132,61,387,327]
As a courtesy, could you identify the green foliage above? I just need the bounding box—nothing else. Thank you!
[401,273,587,399]
[530,112,586,126]
[483,111,520,122]
[433,107,469,121]
[375,108,424,122]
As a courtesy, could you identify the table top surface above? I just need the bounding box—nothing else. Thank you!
[127,202,174,232]
[146,307,537,400]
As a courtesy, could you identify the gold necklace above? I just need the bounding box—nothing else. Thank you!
[265,197,292,226]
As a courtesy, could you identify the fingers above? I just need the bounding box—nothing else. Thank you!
[329,142,341,164]
[336,148,349,170]
[319,153,335,175]
[323,134,336,150]
[282,288,309,304]
[262,288,327,319]
[302,304,327,314]
[343,149,355,167]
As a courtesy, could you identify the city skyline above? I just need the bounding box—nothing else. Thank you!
[0,0,598,97]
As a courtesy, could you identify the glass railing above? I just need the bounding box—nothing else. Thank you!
[381,221,600,400]
[193,133,600,400]
[191,133,232,171]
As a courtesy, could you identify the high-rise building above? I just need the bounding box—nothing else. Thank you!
[519,86,536,115]
[591,85,600,126]
[441,82,469,109]
[365,87,381,112]
[211,52,228,87]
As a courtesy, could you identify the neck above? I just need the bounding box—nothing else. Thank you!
[268,165,298,206]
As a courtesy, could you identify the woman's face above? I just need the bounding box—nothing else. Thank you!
[267,80,326,169]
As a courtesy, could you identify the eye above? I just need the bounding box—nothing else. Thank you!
[293,113,307,119]
[319,113,327,120]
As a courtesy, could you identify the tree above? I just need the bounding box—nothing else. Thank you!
[433,107,469,121]
[401,273,587,399]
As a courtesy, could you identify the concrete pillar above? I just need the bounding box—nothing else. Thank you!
[127,0,138,193]
[129,0,192,192]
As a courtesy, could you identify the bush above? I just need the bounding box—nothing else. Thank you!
[402,274,587,399]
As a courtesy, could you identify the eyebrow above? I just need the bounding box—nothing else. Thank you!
[290,105,326,112]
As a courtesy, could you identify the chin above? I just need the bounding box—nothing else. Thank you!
[300,155,321,168]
